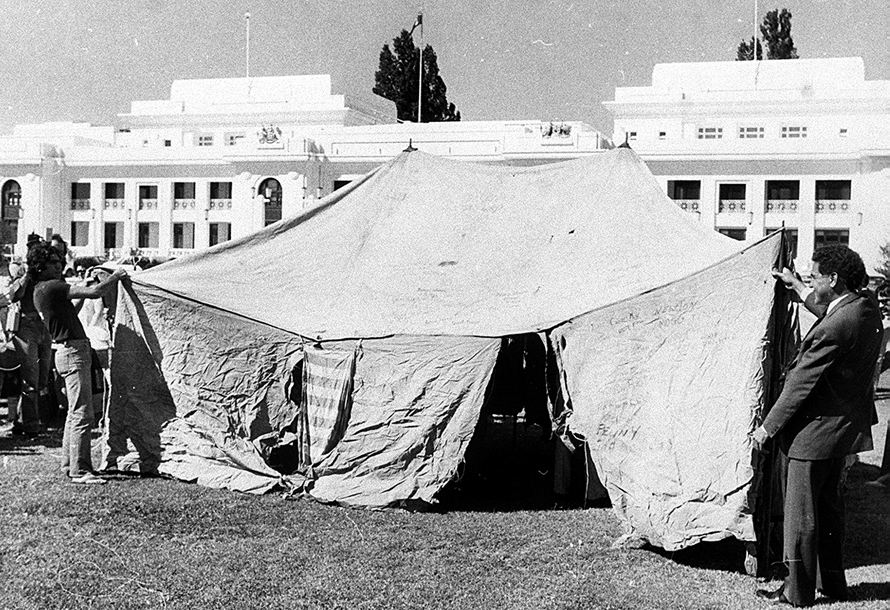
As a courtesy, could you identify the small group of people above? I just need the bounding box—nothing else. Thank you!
[752,244,886,607]
[2,233,126,485]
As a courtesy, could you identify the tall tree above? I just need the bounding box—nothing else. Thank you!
[736,8,798,61]
[373,29,461,123]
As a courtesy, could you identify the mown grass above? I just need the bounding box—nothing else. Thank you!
[1,394,887,610]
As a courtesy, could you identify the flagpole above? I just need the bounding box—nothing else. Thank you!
[245,12,251,77]
[417,13,423,123]
[752,0,757,61]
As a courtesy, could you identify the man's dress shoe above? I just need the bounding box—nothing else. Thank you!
[755,588,798,606]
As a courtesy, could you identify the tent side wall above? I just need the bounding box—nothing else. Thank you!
[106,283,501,505]
[551,234,784,551]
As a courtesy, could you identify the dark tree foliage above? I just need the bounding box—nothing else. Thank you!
[373,30,461,123]
[736,8,798,61]
[736,38,763,61]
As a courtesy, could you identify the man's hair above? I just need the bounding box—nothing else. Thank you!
[812,245,866,292]
[26,243,61,280]
[50,233,68,255]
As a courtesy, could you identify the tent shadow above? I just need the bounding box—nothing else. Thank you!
[646,538,748,574]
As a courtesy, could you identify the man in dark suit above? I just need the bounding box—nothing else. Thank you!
[752,244,884,607]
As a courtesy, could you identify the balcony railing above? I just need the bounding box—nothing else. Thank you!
[104,198,125,210]
[209,198,233,210]
[815,199,851,213]
[70,199,91,211]
[169,247,194,257]
[139,198,158,210]
[173,199,196,210]
[718,199,746,213]
[765,199,798,213]
[672,198,700,213]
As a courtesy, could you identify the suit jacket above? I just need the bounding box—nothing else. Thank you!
[763,291,884,460]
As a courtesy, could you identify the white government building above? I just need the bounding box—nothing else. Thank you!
[0,57,887,271]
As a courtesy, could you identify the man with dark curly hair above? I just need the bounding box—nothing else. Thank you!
[752,244,884,607]
[27,243,127,484]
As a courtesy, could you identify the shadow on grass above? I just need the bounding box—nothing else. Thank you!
[848,581,890,604]
[646,538,748,574]
[844,461,890,570]
[0,426,63,454]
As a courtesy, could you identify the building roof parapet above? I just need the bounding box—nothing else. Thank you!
[609,58,889,112]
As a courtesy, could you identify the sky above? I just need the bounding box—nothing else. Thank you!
[0,0,887,135]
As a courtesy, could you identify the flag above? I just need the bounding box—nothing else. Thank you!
[409,14,423,35]
[301,345,356,465]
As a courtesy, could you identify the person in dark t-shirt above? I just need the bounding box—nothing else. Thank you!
[28,244,126,484]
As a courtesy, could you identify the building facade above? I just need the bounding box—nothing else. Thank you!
[605,57,890,271]
[1,58,887,271]
[0,75,608,261]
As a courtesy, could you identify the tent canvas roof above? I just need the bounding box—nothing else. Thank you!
[136,148,737,338]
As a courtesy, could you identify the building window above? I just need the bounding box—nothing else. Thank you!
[70,183,91,210]
[164,140,172,147]
[766,227,798,260]
[70,221,89,247]
[781,126,807,138]
[173,182,196,209]
[815,180,852,213]
[839,128,848,137]
[718,184,746,213]
[104,183,125,209]
[210,182,232,199]
[697,127,723,139]
[627,131,637,141]
[667,180,700,213]
[209,222,231,246]
[138,222,160,249]
[718,228,746,241]
[658,131,667,140]
[765,180,800,213]
[104,222,123,251]
[814,230,849,248]
[333,180,352,192]
[173,222,195,249]
[259,178,283,226]
[138,185,158,210]
[225,133,245,146]
[197,134,214,147]
[738,126,764,139]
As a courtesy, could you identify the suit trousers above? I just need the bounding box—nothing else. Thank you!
[783,457,848,607]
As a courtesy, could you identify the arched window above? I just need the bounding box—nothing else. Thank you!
[259,178,282,226]
[1,180,22,251]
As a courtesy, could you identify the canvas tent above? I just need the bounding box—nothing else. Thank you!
[103,148,791,555]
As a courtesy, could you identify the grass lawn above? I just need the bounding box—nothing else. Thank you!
[1,388,888,609]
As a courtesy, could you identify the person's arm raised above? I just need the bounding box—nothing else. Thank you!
[68,269,127,300]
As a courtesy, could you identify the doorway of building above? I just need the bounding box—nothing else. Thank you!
[1,180,21,255]
[259,178,282,226]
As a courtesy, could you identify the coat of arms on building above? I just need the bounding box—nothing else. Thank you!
[542,122,572,138]
[258,124,282,145]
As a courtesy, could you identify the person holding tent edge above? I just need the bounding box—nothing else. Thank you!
[27,243,127,484]
[752,245,884,607]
